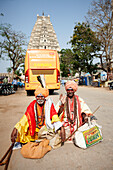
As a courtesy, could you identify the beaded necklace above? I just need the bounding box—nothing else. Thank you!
[66,96,77,124]
[35,102,45,129]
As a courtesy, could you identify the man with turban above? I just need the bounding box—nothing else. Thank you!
[11,87,64,148]
[57,80,93,142]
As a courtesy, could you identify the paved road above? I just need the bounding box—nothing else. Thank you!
[0,86,113,170]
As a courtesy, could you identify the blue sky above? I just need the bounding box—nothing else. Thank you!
[0,0,93,73]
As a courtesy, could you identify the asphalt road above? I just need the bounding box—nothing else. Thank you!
[0,86,113,170]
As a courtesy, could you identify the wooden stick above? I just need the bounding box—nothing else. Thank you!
[92,105,101,114]
[4,146,13,170]
[0,142,14,169]
[64,122,85,142]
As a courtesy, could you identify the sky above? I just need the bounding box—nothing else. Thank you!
[0,0,93,73]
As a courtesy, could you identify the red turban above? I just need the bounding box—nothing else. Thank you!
[34,87,49,98]
[65,80,78,92]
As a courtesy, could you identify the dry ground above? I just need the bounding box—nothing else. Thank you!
[0,86,113,170]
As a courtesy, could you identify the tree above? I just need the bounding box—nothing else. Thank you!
[86,0,113,79]
[7,67,12,73]
[70,22,101,76]
[0,23,27,79]
[59,49,74,77]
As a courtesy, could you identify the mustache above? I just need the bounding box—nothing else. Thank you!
[37,99,45,103]
[68,92,73,94]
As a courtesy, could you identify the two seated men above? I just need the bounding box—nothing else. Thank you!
[11,80,93,149]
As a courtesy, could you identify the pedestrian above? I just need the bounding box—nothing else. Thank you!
[61,79,65,86]
[8,76,11,83]
[12,78,18,91]
[11,86,65,148]
[3,76,8,84]
[57,80,93,142]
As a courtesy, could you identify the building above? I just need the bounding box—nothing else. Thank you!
[28,13,60,51]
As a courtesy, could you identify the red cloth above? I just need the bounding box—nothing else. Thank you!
[25,100,58,136]
[50,103,57,120]
[25,100,36,136]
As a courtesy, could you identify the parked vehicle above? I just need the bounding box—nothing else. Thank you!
[0,83,15,95]
[25,49,60,95]
[108,81,113,90]
[17,82,25,88]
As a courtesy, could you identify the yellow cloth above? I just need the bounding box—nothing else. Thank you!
[15,113,61,143]
[15,115,38,143]
[51,115,60,124]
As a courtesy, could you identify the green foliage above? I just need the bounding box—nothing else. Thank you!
[7,67,12,73]
[14,69,21,76]
[59,23,101,77]
[59,49,74,77]
[70,22,100,75]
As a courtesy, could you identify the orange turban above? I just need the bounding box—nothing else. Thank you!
[34,87,49,98]
[65,80,78,92]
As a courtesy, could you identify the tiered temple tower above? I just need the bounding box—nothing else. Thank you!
[28,13,60,51]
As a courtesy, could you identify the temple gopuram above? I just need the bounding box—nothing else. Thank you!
[28,13,60,51]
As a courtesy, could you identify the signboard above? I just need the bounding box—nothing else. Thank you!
[28,51,56,69]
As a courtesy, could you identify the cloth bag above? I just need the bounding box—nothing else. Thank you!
[21,139,51,159]
[74,119,103,149]
[37,125,62,149]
